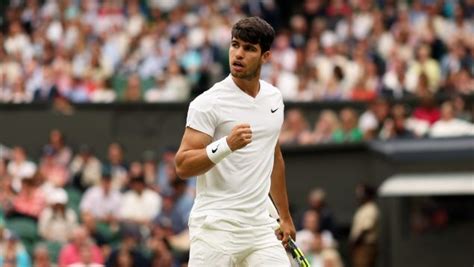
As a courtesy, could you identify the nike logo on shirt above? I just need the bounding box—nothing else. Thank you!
[212,144,219,153]
[271,108,279,113]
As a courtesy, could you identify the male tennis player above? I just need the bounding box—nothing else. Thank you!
[175,16,295,266]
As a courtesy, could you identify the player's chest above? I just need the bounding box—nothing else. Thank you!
[216,98,283,138]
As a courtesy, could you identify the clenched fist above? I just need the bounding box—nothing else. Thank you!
[226,124,252,151]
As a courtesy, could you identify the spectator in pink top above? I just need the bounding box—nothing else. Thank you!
[11,175,45,219]
[58,226,104,267]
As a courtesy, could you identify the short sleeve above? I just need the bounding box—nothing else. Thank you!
[186,95,218,137]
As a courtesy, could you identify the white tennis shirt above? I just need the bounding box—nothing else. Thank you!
[186,75,284,226]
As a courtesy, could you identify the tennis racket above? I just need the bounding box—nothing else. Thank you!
[267,197,311,267]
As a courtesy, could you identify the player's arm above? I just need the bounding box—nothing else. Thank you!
[175,125,252,179]
[270,142,296,245]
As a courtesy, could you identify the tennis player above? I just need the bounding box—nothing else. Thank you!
[175,16,295,266]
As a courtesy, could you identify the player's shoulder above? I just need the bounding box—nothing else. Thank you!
[260,79,283,99]
[189,80,228,111]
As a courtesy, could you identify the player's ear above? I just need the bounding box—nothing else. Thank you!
[261,51,271,64]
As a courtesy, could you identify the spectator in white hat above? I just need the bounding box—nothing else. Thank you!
[38,188,78,243]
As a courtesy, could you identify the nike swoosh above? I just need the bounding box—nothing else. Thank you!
[212,144,219,153]
[271,108,279,113]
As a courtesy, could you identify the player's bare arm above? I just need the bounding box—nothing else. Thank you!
[270,142,296,246]
[175,124,253,179]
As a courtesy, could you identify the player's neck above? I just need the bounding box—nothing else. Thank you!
[232,76,260,98]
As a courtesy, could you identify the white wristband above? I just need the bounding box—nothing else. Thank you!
[206,136,232,164]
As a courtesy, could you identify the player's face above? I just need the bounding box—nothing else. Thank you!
[229,38,270,80]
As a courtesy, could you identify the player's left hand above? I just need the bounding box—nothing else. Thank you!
[275,218,296,248]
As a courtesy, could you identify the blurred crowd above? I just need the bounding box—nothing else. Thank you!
[279,96,474,145]
[0,128,381,267]
[0,0,473,104]
[0,129,193,267]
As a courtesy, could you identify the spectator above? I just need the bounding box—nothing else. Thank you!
[122,75,142,102]
[358,99,390,140]
[141,150,158,187]
[350,184,379,267]
[301,110,340,144]
[379,104,417,140]
[70,144,102,191]
[58,226,104,267]
[119,176,162,226]
[80,171,122,224]
[6,146,36,193]
[104,143,128,191]
[47,129,73,166]
[145,60,191,102]
[32,66,60,102]
[429,101,474,137]
[32,244,51,267]
[412,93,441,125]
[90,78,117,103]
[38,188,78,243]
[105,225,151,267]
[332,108,363,143]
[10,176,45,220]
[0,158,15,212]
[38,145,69,188]
[0,231,31,267]
[306,188,335,234]
[381,57,411,99]
[279,109,310,145]
[1,79,32,103]
[406,44,441,94]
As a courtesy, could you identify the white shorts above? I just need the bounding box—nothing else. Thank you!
[188,215,290,267]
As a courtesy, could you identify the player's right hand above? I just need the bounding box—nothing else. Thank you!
[226,124,252,151]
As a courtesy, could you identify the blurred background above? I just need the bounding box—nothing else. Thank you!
[0,0,473,267]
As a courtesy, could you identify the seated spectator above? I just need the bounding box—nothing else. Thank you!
[430,101,474,137]
[145,60,191,102]
[70,144,102,191]
[6,146,36,193]
[147,222,174,267]
[10,176,45,220]
[90,78,117,103]
[58,226,104,267]
[119,176,162,226]
[153,179,193,235]
[0,160,15,213]
[33,66,60,102]
[379,104,416,140]
[103,143,128,191]
[106,225,151,267]
[122,75,142,102]
[47,129,73,166]
[67,246,105,267]
[156,147,179,196]
[142,150,158,187]
[67,77,90,103]
[279,109,310,145]
[359,98,390,140]
[0,231,31,267]
[332,108,363,143]
[39,145,69,188]
[321,66,346,101]
[412,93,441,125]
[381,58,411,99]
[38,188,78,243]
[80,171,122,223]
[452,95,472,122]
[32,244,52,267]
[301,110,340,144]
[1,79,32,104]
